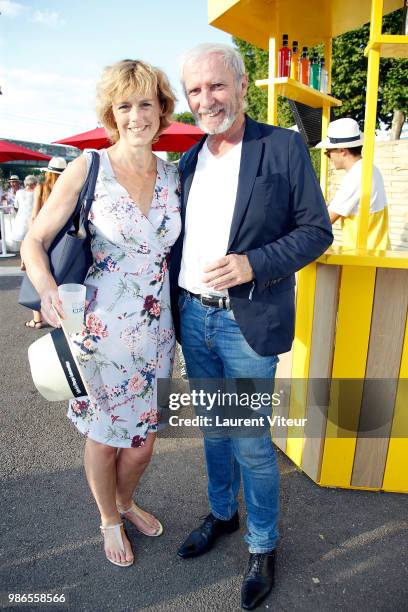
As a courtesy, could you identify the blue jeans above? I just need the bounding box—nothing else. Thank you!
[179,291,280,553]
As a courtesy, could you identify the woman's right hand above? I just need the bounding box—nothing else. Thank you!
[40,288,66,328]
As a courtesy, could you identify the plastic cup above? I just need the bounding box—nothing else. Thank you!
[58,283,86,334]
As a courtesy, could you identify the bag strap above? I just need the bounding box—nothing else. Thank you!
[79,150,100,229]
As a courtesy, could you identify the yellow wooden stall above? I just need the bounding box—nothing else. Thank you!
[208,0,408,492]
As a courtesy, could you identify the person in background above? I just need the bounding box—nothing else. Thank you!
[1,174,21,212]
[32,157,67,219]
[171,42,333,610]
[1,175,23,252]
[316,117,390,250]
[5,175,22,209]
[12,174,38,245]
[24,158,66,329]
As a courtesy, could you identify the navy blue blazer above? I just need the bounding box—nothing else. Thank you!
[170,115,333,356]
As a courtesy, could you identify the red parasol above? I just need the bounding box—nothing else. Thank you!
[0,140,51,163]
[54,121,204,152]
[152,121,204,152]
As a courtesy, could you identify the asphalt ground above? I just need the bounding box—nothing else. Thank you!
[1,274,407,612]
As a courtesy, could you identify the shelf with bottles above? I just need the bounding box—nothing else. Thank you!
[364,34,408,58]
[275,36,334,104]
[255,77,342,109]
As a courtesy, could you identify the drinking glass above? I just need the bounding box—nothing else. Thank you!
[58,283,86,334]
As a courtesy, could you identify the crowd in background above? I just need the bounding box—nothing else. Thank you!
[0,158,67,327]
[0,157,67,247]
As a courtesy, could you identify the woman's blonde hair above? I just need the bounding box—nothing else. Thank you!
[96,59,176,143]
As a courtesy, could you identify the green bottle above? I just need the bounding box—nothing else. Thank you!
[310,53,321,90]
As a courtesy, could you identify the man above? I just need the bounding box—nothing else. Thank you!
[1,175,22,252]
[316,117,390,250]
[4,174,22,209]
[170,43,333,610]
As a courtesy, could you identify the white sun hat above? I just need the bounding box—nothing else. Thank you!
[315,118,364,149]
[44,156,67,174]
[28,321,88,402]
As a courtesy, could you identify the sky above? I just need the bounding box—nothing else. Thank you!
[0,0,232,143]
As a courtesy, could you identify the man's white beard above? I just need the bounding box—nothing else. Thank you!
[196,109,238,135]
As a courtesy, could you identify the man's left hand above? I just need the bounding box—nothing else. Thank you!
[203,254,254,291]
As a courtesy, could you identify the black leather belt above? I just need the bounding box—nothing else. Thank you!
[185,290,231,310]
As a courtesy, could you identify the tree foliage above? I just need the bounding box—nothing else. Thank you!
[233,9,407,133]
[330,8,407,129]
[172,111,195,125]
[232,37,293,127]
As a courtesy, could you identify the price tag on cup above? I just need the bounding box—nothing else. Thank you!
[57,283,86,335]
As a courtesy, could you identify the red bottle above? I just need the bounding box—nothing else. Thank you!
[299,47,310,85]
[278,34,291,77]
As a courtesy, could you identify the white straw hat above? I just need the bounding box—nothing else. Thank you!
[28,324,88,401]
[44,156,67,174]
[315,118,364,149]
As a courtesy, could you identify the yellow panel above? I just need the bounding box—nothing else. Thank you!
[383,311,408,493]
[272,349,293,452]
[292,264,318,378]
[365,35,408,58]
[330,0,402,38]
[317,247,408,269]
[208,0,240,21]
[208,0,403,50]
[320,37,332,196]
[320,104,331,195]
[267,37,278,125]
[256,78,342,108]
[319,266,376,487]
[357,0,383,249]
[285,263,317,465]
[208,0,276,50]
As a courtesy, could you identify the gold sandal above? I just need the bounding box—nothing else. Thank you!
[25,319,43,329]
[117,501,163,537]
[100,522,134,567]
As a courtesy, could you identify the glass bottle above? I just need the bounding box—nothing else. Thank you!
[299,47,310,85]
[310,53,321,90]
[290,41,299,80]
[320,58,328,93]
[278,34,291,77]
[402,1,408,35]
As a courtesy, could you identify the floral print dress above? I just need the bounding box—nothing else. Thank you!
[68,149,181,448]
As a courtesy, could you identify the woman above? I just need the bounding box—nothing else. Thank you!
[22,60,180,567]
[32,157,67,220]
[12,175,38,245]
[23,159,67,329]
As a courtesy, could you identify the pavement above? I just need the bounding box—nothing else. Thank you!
[0,250,22,278]
[0,272,407,612]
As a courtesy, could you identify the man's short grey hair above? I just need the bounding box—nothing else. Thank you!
[180,43,246,91]
[24,175,37,186]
